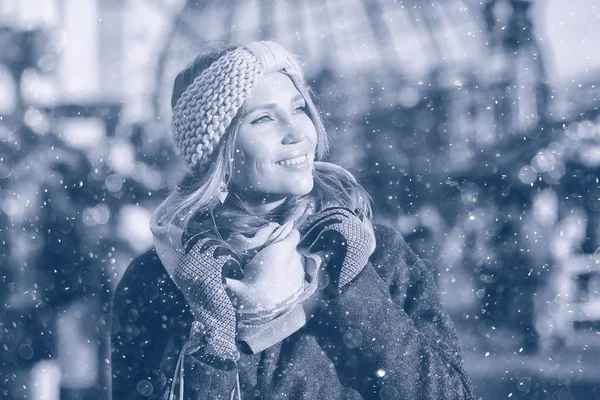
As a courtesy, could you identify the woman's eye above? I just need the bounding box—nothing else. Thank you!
[251,115,273,124]
[294,105,308,114]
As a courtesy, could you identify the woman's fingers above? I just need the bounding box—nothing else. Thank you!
[298,208,355,248]
[228,205,314,252]
[266,221,295,245]
[271,227,300,250]
[228,222,280,251]
[255,221,282,239]
[303,252,322,279]
[224,277,245,297]
[246,228,301,275]
[364,218,377,255]
[286,202,313,229]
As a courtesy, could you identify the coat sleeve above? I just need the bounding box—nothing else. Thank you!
[311,225,475,399]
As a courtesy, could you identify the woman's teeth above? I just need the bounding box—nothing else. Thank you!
[276,154,307,166]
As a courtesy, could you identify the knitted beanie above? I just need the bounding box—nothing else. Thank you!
[171,41,304,173]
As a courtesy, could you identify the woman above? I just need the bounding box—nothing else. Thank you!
[111,41,474,400]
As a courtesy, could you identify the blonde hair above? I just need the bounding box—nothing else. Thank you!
[162,43,372,251]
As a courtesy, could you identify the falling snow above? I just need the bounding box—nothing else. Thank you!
[2,1,600,399]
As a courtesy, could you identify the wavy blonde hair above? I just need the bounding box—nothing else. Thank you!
[162,43,372,251]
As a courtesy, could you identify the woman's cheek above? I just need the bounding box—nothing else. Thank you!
[300,117,318,142]
[249,158,276,189]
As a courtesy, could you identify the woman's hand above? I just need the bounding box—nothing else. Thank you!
[227,221,281,254]
[226,224,306,312]
[174,236,243,362]
[227,202,314,254]
[298,207,375,296]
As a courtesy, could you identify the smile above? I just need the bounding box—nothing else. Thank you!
[275,154,309,169]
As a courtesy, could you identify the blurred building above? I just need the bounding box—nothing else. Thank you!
[1,1,125,399]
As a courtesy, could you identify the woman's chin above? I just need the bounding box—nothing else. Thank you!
[271,180,313,197]
[290,177,314,196]
[269,169,314,196]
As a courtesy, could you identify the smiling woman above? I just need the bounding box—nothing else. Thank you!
[110,41,475,400]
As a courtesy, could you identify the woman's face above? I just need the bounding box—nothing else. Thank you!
[232,71,318,203]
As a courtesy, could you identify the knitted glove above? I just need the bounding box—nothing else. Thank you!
[174,234,243,363]
[298,207,375,296]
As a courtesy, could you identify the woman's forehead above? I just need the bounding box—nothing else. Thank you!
[245,71,302,107]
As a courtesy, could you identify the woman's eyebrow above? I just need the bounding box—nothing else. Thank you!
[244,103,277,116]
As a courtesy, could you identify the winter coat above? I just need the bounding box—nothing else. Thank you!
[110,223,475,399]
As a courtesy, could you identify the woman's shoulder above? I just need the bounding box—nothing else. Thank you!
[112,248,190,316]
[114,249,163,294]
[369,223,421,283]
[111,248,193,399]
[371,223,417,260]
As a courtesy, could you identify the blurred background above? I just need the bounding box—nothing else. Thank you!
[1,0,599,399]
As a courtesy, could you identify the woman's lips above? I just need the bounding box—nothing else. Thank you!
[275,154,310,170]
[276,154,307,165]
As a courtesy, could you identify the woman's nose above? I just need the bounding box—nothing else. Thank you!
[281,120,306,144]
